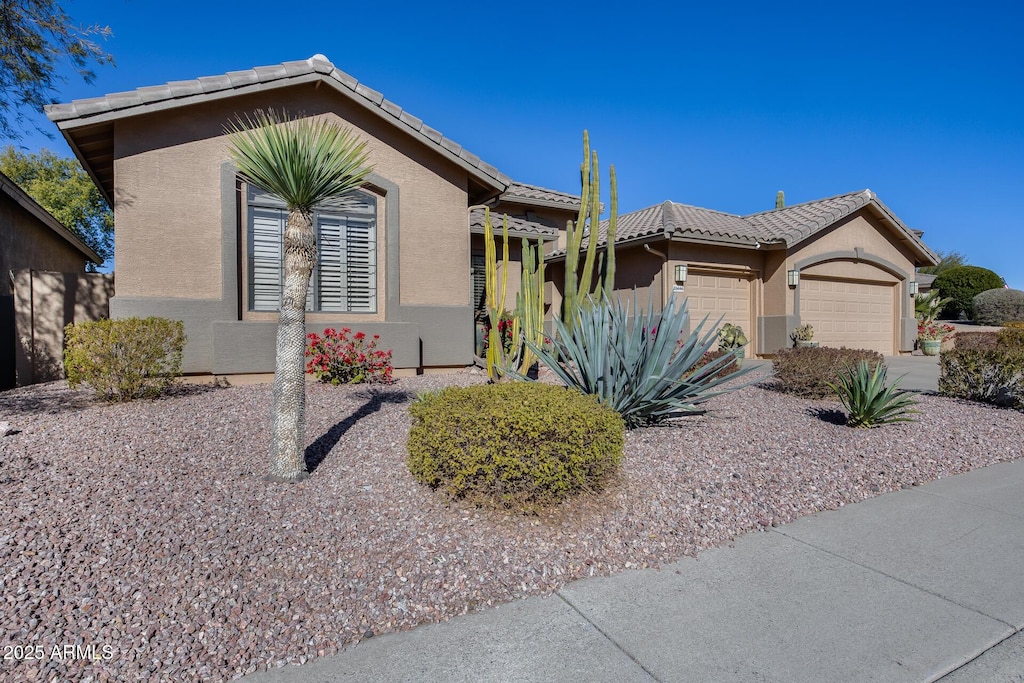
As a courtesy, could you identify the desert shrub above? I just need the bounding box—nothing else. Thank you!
[685,349,740,379]
[996,327,1024,350]
[972,288,1024,326]
[305,327,393,384]
[771,347,884,399]
[1005,321,1024,330]
[932,266,1005,320]
[407,383,624,510]
[954,332,999,351]
[523,295,756,428]
[939,348,1024,409]
[828,361,918,428]
[64,317,186,401]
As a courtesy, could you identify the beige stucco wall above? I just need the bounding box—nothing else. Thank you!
[0,192,89,297]
[112,83,473,310]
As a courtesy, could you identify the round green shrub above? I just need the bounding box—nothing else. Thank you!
[932,266,1005,320]
[407,383,624,510]
[972,288,1024,326]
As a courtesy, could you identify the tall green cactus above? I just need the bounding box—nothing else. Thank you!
[482,208,545,381]
[563,131,618,330]
[775,190,785,209]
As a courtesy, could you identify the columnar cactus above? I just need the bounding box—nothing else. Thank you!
[563,131,618,330]
[775,190,785,209]
[482,208,545,381]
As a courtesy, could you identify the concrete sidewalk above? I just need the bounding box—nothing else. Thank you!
[885,354,941,393]
[245,457,1024,683]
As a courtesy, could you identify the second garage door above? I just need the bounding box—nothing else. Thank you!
[800,277,895,355]
[683,269,754,348]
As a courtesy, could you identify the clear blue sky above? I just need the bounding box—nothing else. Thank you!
[15,0,1024,288]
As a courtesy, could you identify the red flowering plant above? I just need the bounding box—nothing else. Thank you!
[305,327,393,385]
[917,322,955,342]
[481,313,516,355]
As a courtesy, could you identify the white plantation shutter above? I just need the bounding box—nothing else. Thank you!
[471,254,486,312]
[345,214,376,312]
[250,207,284,311]
[248,188,377,313]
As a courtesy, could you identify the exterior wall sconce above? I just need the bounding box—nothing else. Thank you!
[674,264,688,284]
[787,269,800,288]
[909,281,918,296]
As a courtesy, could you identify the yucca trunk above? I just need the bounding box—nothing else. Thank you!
[266,209,317,482]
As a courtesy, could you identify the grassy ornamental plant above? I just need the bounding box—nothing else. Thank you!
[521,294,756,428]
[828,362,919,428]
[64,317,185,401]
[407,383,624,511]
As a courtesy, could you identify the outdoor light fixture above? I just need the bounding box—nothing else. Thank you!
[787,269,800,288]
[909,281,918,296]
[674,264,688,283]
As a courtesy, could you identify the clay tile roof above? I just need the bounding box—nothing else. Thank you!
[501,182,582,209]
[469,208,558,239]
[45,54,511,192]
[740,189,873,244]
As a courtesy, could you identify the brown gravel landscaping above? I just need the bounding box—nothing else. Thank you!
[1,368,1022,682]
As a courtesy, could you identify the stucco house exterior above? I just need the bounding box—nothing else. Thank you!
[0,172,105,388]
[548,191,939,356]
[46,55,937,376]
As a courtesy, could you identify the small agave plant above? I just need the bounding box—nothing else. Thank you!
[828,361,919,428]
[521,294,759,428]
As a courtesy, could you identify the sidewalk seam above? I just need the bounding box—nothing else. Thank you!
[555,591,663,683]
[771,529,1017,630]
[914,488,1024,521]
[930,627,1024,682]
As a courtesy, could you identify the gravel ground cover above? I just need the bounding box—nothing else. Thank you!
[0,369,1022,682]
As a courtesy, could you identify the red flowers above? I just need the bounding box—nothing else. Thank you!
[305,328,393,385]
[917,322,954,342]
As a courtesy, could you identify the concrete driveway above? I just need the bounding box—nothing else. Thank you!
[885,354,941,392]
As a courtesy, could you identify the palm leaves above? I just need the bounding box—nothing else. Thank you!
[225,109,372,209]
[828,362,918,428]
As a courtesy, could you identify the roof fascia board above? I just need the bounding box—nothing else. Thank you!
[0,173,102,263]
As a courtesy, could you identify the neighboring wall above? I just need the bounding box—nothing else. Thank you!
[0,192,94,389]
[11,270,113,386]
[109,84,478,373]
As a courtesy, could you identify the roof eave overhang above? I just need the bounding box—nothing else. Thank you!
[500,196,581,212]
[469,226,556,241]
[49,71,510,204]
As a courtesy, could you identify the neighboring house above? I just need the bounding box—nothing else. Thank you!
[45,55,938,377]
[547,191,939,356]
[0,172,106,388]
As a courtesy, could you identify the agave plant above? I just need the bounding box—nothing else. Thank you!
[828,361,919,428]
[521,294,759,428]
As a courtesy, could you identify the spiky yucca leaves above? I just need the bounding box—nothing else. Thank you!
[522,294,758,428]
[828,362,919,428]
[226,109,373,482]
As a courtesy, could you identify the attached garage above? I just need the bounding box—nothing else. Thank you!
[683,268,755,351]
[800,277,896,355]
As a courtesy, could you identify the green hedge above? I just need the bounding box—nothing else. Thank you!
[972,288,1024,326]
[64,317,186,401]
[407,383,624,510]
[933,266,1005,320]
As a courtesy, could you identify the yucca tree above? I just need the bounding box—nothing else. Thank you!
[226,109,373,482]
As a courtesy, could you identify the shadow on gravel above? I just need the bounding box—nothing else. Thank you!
[807,407,848,426]
[305,388,412,473]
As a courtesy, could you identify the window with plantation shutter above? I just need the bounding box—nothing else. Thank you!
[247,187,377,313]
[471,254,486,313]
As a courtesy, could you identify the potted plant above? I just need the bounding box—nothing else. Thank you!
[791,324,818,348]
[917,322,954,356]
[717,323,748,364]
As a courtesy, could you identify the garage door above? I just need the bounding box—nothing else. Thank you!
[681,270,753,346]
[800,278,895,355]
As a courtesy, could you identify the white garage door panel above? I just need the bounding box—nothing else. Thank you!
[683,272,752,340]
[801,278,895,354]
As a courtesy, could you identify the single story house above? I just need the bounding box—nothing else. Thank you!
[46,55,937,376]
[0,172,105,388]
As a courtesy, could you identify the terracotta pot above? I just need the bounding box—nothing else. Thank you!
[921,339,941,356]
